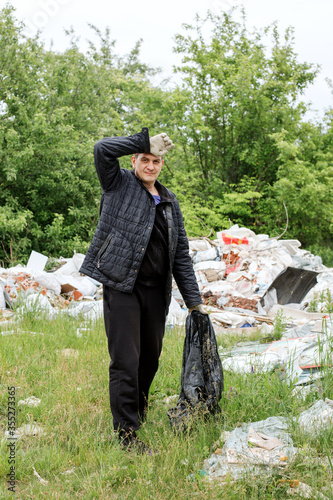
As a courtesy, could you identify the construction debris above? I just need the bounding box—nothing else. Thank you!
[1,224,333,331]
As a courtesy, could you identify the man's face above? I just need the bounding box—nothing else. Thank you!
[131,153,164,185]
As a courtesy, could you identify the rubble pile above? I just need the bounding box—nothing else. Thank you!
[0,224,333,329]
[181,224,331,328]
[0,251,102,321]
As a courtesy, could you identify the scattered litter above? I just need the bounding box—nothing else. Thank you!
[17,293,57,318]
[32,467,48,486]
[61,467,76,475]
[1,224,333,333]
[287,481,329,499]
[0,252,102,324]
[66,300,103,320]
[204,399,333,481]
[18,396,41,407]
[5,423,45,440]
[166,296,187,326]
[76,327,90,338]
[219,312,333,390]
[60,349,79,358]
[203,416,296,480]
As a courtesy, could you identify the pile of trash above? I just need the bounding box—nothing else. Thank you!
[184,225,327,330]
[1,224,333,329]
[0,251,103,322]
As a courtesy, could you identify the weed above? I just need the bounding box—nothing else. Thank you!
[272,309,288,340]
[309,288,333,313]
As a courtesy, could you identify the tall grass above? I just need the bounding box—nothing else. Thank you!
[0,313,332,499]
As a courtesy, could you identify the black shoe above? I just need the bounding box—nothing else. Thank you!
[119,431,156,455]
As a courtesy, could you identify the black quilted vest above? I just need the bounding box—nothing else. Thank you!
[79,129,202,310]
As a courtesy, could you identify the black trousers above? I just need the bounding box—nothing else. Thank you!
[103,281,166,433]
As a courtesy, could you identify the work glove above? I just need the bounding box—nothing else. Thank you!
[188,304,208,315]
[150,133,174,157]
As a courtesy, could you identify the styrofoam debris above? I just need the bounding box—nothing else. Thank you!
[27,251,48,273]
[18,396,41,407]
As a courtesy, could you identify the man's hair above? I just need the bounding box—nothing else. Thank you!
[133,152,163,160]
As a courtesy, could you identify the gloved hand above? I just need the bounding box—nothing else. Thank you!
[188,304,208,315]
[150,133,174,157]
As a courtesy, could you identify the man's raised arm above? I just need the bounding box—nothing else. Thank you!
[94,127,150,191]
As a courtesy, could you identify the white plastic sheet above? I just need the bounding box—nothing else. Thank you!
[204,416,296,480]
[298,398,333,434]
[166,296,187,326]
[32,272,61,295]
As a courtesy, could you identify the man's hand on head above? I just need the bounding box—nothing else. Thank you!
[150,133,174,157]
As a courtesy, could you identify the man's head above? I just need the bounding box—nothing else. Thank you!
[131,153,164,188]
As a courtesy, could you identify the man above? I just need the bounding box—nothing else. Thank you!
[80,127,204,453]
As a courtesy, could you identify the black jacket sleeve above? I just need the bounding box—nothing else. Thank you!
[172,201,202,308]
[94,127,150,191]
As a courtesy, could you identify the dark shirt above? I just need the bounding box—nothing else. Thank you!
[137,197,169,286]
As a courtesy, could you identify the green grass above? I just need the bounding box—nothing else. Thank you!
[0,313,333,499]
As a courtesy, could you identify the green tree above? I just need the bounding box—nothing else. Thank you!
[171,9,318,186]
[157,8,321,238]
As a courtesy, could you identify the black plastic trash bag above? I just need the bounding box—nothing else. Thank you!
[167,310,224,432]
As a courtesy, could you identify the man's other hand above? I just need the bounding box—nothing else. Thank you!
[150,133,174,157]
[188,304,208,315]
